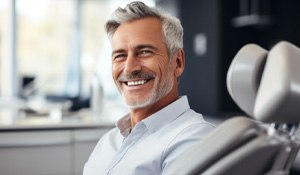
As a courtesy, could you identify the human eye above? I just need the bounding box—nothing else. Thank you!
[113,53,127,61]
[138,50,153,57]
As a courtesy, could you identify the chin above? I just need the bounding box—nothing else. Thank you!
[124,95,157,109]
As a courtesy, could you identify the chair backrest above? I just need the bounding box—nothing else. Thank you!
[164,41,300,175]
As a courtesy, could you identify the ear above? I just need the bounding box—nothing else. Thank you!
[174,49,185,77]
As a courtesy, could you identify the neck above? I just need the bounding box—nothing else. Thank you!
[129,90,179,128]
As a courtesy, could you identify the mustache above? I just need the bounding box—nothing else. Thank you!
[117,71,155,82]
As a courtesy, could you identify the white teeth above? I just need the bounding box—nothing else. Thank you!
[127,80,147,86]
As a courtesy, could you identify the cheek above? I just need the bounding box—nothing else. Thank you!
[158,59,174,77]
[112,63,122,81]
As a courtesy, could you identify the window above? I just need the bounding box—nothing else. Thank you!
[17,0,79,97]
[0,0,16,97]
[0,0,155,122]
[0,2,4,78]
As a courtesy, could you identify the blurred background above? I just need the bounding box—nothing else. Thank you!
[1,0,300,174]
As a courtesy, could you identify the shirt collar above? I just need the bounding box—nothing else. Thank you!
[143,96,190,133]
[116,96,190,137]
[116,113,131,137]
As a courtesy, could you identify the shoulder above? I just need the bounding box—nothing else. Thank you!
[171,109,215,136]
[162,110,215,169]
[162,109,215,149]
[161,110,215,170]
[162,109,215,154]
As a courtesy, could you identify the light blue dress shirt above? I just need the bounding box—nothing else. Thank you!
[83,96,214,175]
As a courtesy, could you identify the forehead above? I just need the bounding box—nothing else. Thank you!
[111,17,166,50]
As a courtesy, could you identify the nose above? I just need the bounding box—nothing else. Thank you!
[124,54,142,74]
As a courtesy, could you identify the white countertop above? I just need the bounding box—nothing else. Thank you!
[0,109,116,131]
[0,96,129,131]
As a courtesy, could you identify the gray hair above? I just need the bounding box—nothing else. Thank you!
[105,1,183,57]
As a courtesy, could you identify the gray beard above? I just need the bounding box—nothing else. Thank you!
[123,69,174,110]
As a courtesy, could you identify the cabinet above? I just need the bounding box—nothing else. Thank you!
[0,130,72,175]
[0,127,112,175]
[73,129,111,175]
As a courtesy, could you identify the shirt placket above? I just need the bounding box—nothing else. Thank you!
[107,123,147,174]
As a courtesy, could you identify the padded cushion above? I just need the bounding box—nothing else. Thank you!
[202,134,283,175]
[227,44,267,117]
[254,41,300,123]
[164,117,261,175]
[227,41,300,123]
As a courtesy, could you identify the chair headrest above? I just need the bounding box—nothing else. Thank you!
[227,41,300,123]
[227,44,268,117]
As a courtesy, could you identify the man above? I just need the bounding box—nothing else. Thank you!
[83,1,214,174]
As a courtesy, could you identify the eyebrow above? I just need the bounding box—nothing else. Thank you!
[135,44,159,52]
[112,49,126,57]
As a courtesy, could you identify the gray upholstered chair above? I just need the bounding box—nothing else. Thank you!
[165,41,300,175]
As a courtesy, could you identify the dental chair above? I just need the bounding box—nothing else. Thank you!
[165,41,300,175]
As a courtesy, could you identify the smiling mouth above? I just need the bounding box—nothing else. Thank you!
[127,80,147,86]
[125,79,152,86]
[118,71,155,87]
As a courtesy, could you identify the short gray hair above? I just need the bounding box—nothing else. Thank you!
[105,1,183,57]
